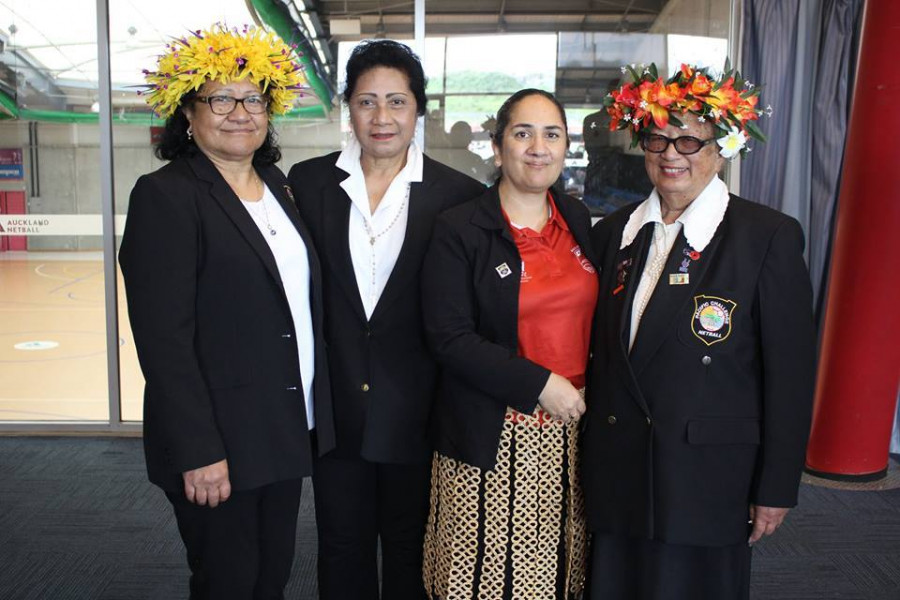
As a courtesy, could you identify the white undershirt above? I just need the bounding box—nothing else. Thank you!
[241,185,316,429]
[622,176,730,351]
[336,136,424,319]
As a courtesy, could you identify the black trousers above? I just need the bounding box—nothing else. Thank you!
[313,453,431,600]
[584,533,752,600]
[166,478,303,600]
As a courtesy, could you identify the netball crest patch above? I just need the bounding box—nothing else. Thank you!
[691,295,737,346]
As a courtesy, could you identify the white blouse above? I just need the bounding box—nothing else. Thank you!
[241,185,316,429]
[336,136,424,319]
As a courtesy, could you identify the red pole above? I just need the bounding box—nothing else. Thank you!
[805,0,900,480]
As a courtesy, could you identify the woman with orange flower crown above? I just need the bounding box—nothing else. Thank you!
[119,23,334,599]
[581,62,817,600]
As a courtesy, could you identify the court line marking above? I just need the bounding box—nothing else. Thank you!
[0,407,110,420]
[33,264,72,282]
[47,269,103,295]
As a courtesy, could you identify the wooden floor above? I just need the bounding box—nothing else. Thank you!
[0,252,144,421]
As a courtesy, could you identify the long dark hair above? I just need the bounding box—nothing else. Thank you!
[343,40,427,117]
[153,88,282,166]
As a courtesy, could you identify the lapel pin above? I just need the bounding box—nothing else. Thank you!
[669,273,690,285]
[283,185,295,202]
[495,262,512,278]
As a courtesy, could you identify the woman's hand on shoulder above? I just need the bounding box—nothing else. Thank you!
[538,373,586,422]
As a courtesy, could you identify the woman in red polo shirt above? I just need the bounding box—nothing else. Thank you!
[421,89,599,600]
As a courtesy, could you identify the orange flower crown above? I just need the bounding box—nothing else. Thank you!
[603,61,770,157]
[141,23,307,119]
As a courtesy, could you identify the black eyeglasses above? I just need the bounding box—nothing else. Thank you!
[195,95,269,115]
[640,133,716,155]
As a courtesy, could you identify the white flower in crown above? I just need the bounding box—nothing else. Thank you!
[717,126,748,159]
[621,66,628,74]
[698,116,706,123]
[639,100,648,109]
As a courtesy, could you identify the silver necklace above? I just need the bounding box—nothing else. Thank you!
[362,184,410,306]
[243,178,276,236]
[363,184,410,246]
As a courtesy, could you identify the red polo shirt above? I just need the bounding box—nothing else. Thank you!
[504,194,598,388]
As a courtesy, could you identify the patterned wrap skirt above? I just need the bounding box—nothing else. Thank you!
[423,402,587,600]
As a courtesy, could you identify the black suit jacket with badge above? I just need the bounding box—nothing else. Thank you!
[119,152,335,492]
[582,194,816,547]
[287,152,484,465]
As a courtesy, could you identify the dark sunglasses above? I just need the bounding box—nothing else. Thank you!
[640,133,716,155]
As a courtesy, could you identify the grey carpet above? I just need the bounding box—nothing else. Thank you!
[0,437,897,599]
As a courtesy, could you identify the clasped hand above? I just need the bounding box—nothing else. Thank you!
[538,373,585,422]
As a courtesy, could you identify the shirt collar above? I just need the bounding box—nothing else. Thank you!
[619,175,729,252]
[335,135,424,184]
[504,192,569,239]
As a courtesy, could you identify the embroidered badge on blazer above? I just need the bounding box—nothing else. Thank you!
[691,295,737,345]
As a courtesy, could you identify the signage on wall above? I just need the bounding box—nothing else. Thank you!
[0,214,126,236]
[0,148,24,180]
[150,126,165,145]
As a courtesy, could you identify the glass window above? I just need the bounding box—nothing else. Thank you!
[109,2,350,421]
[419,2,733,213]
[0,0,735,428]
[0,0,110,421]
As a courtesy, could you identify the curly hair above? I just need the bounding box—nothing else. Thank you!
[343,40,428,117]
[153,89,282,166]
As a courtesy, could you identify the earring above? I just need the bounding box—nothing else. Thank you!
[186,125,193,140]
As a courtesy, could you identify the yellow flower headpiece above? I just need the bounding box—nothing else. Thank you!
[604,61,771,158]
[142,23,307,118]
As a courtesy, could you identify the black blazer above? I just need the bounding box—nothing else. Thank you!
[287,152,484,464]
[422,186,599,471]
[119,152,335,492]
[582,195,816,547]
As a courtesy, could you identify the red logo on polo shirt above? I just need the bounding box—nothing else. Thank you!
[571,245,595,273]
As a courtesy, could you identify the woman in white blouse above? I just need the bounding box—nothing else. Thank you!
[287,40,483,600]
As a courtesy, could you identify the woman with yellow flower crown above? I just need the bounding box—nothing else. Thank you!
[581,62,816,599]
[119,24,334,599]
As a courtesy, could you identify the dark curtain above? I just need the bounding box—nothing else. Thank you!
[808,0,863,317]
[740,0,863,312]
